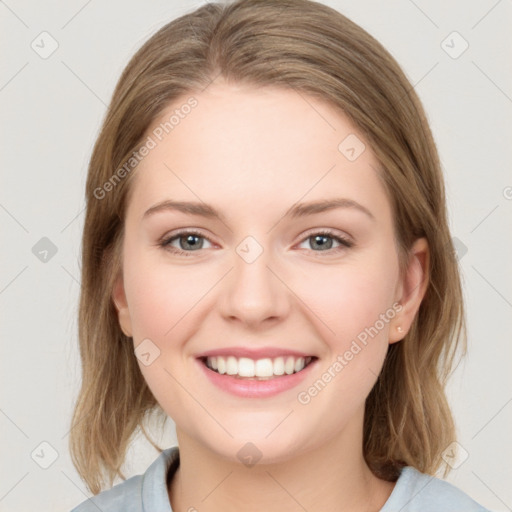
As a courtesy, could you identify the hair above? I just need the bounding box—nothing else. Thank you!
[69,0,467,495]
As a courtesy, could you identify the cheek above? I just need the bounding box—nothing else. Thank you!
[124,248,210,341]
[123,252,208,411]
[292,269,395,415]
[296,259,398,349]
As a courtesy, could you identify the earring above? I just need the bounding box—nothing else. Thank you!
[397,326,403,333]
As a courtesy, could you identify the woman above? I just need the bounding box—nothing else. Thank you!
[69,1,491,510]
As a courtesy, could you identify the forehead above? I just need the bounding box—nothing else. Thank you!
[126,82,391,224]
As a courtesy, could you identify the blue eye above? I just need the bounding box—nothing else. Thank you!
[159,230,212,256]
[297,231,353,253]
[159,229,353,257]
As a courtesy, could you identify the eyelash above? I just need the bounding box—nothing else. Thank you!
[158,228,354,257]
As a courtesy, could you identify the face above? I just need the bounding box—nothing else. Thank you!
[112,80,427,465]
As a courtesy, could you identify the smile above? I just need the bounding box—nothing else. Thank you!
[200,355,317,380]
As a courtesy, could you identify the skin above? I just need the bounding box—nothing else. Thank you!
[112,78,429,512]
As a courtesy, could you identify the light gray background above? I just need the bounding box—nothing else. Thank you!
[1,0,511,510]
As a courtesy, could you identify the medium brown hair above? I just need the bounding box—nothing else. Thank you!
[69,0,467,494]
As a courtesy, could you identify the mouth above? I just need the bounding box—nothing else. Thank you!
[198,355,318,380]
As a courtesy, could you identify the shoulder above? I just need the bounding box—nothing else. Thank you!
[69,447,179,512]
[69,473,143,512]
[380,466,492,512]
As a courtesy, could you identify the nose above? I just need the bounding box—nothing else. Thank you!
[218,238,290,328]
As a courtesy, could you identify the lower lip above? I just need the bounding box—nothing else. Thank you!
[196,358,318,398]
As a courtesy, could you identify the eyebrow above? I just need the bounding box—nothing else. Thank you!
[142,197,375,222]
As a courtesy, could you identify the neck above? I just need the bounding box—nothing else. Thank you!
[168,414,395,512]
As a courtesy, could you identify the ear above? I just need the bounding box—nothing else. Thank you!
[112,272,133,338]
[389,237,430,344]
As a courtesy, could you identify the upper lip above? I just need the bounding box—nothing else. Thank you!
[196,347,316,359]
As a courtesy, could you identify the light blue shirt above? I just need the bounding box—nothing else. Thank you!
[70,446,492,511]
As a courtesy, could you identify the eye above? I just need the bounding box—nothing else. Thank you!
[158,228,354,257]
[159,230,213,257]
[296,229,354,255]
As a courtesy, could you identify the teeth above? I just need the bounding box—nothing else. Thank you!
[238,357,255,377]
[205,355,313,379]
[226,356,238,375]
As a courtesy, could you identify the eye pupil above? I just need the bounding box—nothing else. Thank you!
[311,235,332,251]
[181,234,202,250]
